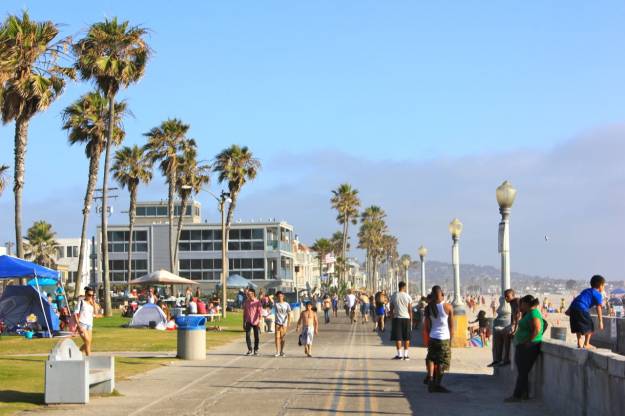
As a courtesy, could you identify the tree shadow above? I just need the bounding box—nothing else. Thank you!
[0,390,44,405]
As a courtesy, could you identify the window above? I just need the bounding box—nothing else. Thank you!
[108,259,148,282]
[136,206,146,216]
[107,230,148,253]
[252,229,264,239]
[66,246,78,257]
[179,257,265,281]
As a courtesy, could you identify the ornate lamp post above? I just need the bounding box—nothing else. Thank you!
[448,218,465,312]
[418,245,428,297]
[402,256,411,295]
[494,180,517,327]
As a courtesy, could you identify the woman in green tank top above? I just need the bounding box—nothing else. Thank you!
[505,295,544,402]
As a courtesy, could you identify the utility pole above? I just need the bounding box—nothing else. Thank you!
[93,187,118,316]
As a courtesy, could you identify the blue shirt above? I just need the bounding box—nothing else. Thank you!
[570,288,603,312]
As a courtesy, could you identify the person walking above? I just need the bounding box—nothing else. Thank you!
[390,281,412,360]
[505,295,545,402]
[75,286,100,356]
[322,295,332,324]
[374,290,387,332]
[331,293,339,317]
[273,291,291,357]
[346,290,357,323]
[424,285,454,393]
[297,301,319,357]
[360,292,370,324]
[243,288,263,355]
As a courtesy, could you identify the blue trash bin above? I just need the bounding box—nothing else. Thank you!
[176,316,206,360]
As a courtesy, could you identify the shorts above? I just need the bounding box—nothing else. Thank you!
[390,318,412,341]
[376,306,386,316]
[275,324,287,338]
[79,322,92,331]
[426,338,451,370]
[569,308,594,335]
[361,304,370,315]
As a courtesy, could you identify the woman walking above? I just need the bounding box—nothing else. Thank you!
[322,295,332,324]
[75,286,99,356]
[297,302,319,357]
[505,295,544,402]
[424,286,454,393]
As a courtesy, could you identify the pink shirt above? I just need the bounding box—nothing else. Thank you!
[243,299,262,326]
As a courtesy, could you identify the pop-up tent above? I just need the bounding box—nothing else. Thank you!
[130,269,199,286]
[0,285,60,333]
[216,274,258,289]
[0,255,61,337]
[129,303,168,328]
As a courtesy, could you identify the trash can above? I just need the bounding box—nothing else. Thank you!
[176,316,206,360]
[551,327,567,342]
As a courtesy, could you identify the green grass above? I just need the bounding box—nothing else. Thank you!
[0,311,244,415]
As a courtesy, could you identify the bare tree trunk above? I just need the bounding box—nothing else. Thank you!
[341,216,348,285]
[173,194,188,275]
[126,184,137,293]
[74,150,101,300]
[13,116,28,284]
[101,95,115,317]
[167,174,175,271]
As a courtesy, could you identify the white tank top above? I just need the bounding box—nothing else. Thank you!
[429,303,450,340]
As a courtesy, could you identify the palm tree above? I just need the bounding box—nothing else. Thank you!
[24,220,58,268]
[173,145,210,273]
[0,165,9,197]
[0,12,74,263]
[330,184,360,284]
[145,119,192,271]
[111,145,153,291]
[74,17,150,316]
[62,92,127,299]
[213,145,261,316]
[358,206,387,291]
[311,238,332,285]
[382,235,399,291]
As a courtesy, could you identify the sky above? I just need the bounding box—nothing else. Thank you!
[0,1,624,279]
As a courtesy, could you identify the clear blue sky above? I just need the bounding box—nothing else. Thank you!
[1,1,624,279]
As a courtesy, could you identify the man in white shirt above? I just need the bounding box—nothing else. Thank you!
[346,290,357,323]
[390,281,413,360]
[274,291,291,357]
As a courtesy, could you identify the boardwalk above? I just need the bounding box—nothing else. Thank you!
[36,316,552,416]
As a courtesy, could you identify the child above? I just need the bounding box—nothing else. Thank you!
[470,310,489,347]
[567,274,605,349]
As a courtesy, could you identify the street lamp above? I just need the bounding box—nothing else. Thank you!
[448,218,464,312]
[494,180,517,327]
[418,245,428,297]
[184,186,232,318]
[402,256,411,295]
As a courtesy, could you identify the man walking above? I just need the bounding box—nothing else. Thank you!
[274,291,291,357]
[346,290,357,323]
[243,288,263,355]
[390,281,412,360]
[489,289,521,367]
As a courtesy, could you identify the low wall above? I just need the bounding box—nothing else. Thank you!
[496,340,625,416]
[591,316,618,349]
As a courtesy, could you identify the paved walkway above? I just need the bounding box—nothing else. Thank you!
[34,315,552,416]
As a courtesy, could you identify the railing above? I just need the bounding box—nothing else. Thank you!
[266,240,292,252]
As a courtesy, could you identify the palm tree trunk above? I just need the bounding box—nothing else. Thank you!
[13,116,28,284]
[101,95,115,317]
[341,216,349,285]
[74,150,100,300]
[222,195,236,318]
[167,174,175,272]
[127,184,137,293]
[173,194,188,275]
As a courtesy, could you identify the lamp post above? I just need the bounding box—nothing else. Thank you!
[186,186,231,318]
[402,256,411,295]
[494,180,517,327]
[418,245,428,297]
[448,218,465,312]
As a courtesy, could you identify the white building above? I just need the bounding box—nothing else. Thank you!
[293,240,321,292]
[55,238,92,285]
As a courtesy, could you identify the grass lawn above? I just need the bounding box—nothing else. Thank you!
[0,311,243,415]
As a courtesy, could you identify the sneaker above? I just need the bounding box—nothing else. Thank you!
[403,356,410,361]
[486,361,500,368]
[253,351,259,356]
[274,353,281,357]
[245,350,253,356]
[393,355,403,360]
[280,352,286,357]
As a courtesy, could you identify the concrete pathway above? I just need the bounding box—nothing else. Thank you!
[33,315,553,416]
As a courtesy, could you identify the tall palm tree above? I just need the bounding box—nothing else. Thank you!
[214,145,261,316]
[62,92,127,299]
[311,238,332,285]
[382,235,399,291]
[74,17,150,316]
[111,145,153,291]
[330,184,360,284]
[0,12,74,264]
[173,145,210,273]
[24,220,58,268]
[358,206,387,291]
[145,119,192,271]
[0,165,9,197]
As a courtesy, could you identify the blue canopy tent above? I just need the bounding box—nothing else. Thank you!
[0,255,61,337]
[27,278,59,287]
[216,274,258,289]
[0,285,60,333]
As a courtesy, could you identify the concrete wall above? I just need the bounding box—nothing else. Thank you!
[496,340,625,416]
[590,316,618,349]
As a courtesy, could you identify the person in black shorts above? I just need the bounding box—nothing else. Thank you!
[390,282,413,360]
